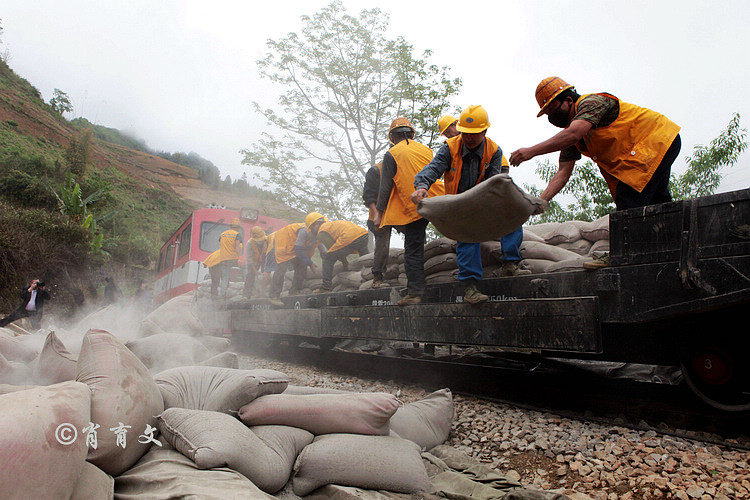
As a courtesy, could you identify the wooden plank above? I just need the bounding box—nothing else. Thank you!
[231,308,323,337]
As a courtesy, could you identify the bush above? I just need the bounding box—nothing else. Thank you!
[0,169,58,210]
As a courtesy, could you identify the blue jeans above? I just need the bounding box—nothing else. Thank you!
[456,242,483,282]
[500,227,523,261]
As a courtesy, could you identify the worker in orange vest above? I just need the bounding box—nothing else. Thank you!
[412,105,511,304]
[268,221,322,306]
[217,218,243,298]
[243,226,269,298]
[306,213,368,293]
[373,117,444,305]
[509,76,681,212]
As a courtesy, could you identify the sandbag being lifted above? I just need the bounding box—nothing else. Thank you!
[417,174,543,243]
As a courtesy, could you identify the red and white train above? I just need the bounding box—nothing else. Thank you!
[153,207,290,304]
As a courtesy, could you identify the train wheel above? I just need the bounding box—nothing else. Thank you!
[680,343,750,412]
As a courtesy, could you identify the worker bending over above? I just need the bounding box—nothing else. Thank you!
[243,226,270,298]
[306,213,369,293]
[268,220,322,306]
[509,76,681,212]
[412,105,508,304]
[374,117,444,305]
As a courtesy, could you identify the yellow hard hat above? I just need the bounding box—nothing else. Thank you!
[388,117,414,135]
[456,105,490,133]
[535,76,574,117]
[305,212,326,229]
[251,226,266,241]
[438,115,457,135]
[230,217,241,227]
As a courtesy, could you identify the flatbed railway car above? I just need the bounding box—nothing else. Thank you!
[230,188,750,411]
[154,207,289,304]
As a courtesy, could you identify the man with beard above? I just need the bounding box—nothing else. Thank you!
[509,76,681,213]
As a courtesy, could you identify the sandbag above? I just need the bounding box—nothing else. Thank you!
[33,330,77,385]
[515,258,553,274]
[358,252,375,268]
[545,257,588,272]
[423,237,457,260]
[70,461,114,500]
[480,240,503,265]
[425,269,459,285]
[417,174,542,243]
[125,332,211,371]
[238,392,399,435]
[523,222,560,238]
[557,239,592,256]
[157,407,313,494]
[590,238,610,254]
[0,381,91,500]
[76,329,164,476]
[0,382,37,394]
[0,329,39,362]
[114,444,275,500]
[335,271,364,289]
[292,434,431,496]
[543,220,587,245]
[518,240,582,262]
[0,351,33,385]
[140,293,204,337]
[580,215,610,242]
[388,388,454,451]
[72,303,142,342]
[155,365,289,414]
[197,334,232,352]
[521,228,546,243]
[197,351,239,369]
[424,253,457,275]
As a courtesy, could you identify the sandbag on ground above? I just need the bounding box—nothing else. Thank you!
[155,365,289,414]
[157,407,313,494]
[125,332,211,371]
[76,329,164,477]
[292,434,431,496]
[0,329,39,362]
[140,293,204,337]
[70,461,114,500]
[417,174,542,243]
[33,330,77,385]
[197,351,239,368]
[0,381,91,500]
[0,351,33,385]
[238,392,400,435]
[388,388,454,451]
[0,382,37,394]
[114,443,275,500]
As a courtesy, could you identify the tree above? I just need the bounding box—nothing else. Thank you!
[49,88,73,115]
[241,1,461,222]
[525,113,748,223]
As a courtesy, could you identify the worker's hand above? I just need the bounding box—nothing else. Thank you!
[411,188,429,205]
[373,209,382,228]
[532,199,548,215]
[509,148,534,167]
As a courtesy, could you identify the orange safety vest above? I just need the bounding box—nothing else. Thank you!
[272,223,311,264]
[218,228,241,262]
[381,140,445,227]
[318,220,368,253]
[444,136,502,195]
[246,238,267,267]
[574,93,681,194]
[203,249,221,268]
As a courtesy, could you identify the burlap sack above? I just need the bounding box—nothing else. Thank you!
[125,332,211,371]
[76,329,164,476]
[140,293,204,337]
[546,257,589,272]
[425,269,459,284]
[557,239,593,256]
[114,443,275,499]
[292,434,431,496]
[580,215,610,242]
[238,392,400,436]
[424,253,457,275]
[417,174,542,243]
[0,382,37,394]
[157,407,313,494]
[590,238,610,254]
[521,228,546,243]
[423,237,457,260]
[70,461,114,500]
[0,351,33,385]
[155,365,289,414]
[33,331,77,385]
[388,388,454,451]
[0,381,91,500]
[523,222,561,238]
[518,241,582,262]
[543,220,589,245]
[197,351,239,369]
[514,258,553,274]
[0,329,38,362]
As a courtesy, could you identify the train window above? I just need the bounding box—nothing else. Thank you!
[200,221,230,252]
[179,224,191,258]
[164,244,174,270]
[158,250,165,272]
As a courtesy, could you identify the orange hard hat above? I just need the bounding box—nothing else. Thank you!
[251,226,266,241]
[438,115,457,135]
[388,117,414,135]
[230,217,241,227]
[456,105,490,134]
[535,76,574,117]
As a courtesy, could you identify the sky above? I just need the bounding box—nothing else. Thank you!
[3,0,750,198]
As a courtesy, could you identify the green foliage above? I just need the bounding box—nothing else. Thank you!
[241,1,461,222]
[671,113,748,200]
[49,88,73,115]
[65,127,93,177]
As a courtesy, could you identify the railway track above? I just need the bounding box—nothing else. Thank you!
[240,339,750,451]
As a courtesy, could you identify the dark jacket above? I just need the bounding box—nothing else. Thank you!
[20,286,50,315]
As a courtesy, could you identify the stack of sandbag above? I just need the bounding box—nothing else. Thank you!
[139,292,205,337]
[359,248,406,290]
[125,332,237,372]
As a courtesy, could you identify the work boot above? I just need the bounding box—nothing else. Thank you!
[371,276,385,289]
[463,283,488,304]
[268,297,284,307]
[397,294,422,306]
[499,261,532,277]
[583,253,610,270]
[315,285,333,294]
